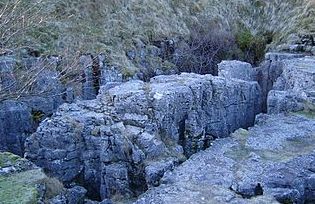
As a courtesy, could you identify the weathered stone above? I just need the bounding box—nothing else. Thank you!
[0,55,69,156]
[267,56,315,114]
[267,90,306,114]
[254,52,308,112]
[0,100,33,156]
[65,186,87,204]
[273,56,315,91]
[80,55,98,100]
[145,158,179,187]
[275,32,315,54]
[264,52,304,62]
[218,60,255,81]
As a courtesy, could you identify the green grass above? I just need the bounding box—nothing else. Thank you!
[0,152,64,203]
[0,169,46,204]
[0,152,25,168]
[293,110,315,119]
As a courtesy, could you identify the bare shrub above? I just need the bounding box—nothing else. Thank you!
[0,53,84,102]
[0,0,47,51]
[171,20,237,75]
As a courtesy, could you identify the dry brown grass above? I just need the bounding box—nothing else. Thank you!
[43,0,315,68]
[1,0,314,81]
[39,176,64,200]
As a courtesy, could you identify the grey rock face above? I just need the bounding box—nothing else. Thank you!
[276,33,315,54]
[216,54,306,113]
[80,55,98,100]
[0,52,125,157]
[25,73,262,201]
[0,56,17,93]
[267,56,315,114]
[218,60,255,81]
[80,54,124,100]
[264,52,305,62]
[0,55,67,156]
[275,33,315,54]
[0,100,33,156]
[127,40,178,81]
[273,56,315,91]
[49,186,87,204]
[135,113,315,204]
[254,53,305,112]
[267,90,306,114]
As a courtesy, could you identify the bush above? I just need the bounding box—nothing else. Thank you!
[171,20,236,75]
[235,29,272,65]
[165,22,272,75]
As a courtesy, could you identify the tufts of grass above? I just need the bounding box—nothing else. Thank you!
[1,0,314,82]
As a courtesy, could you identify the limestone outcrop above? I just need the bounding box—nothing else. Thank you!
[0,55,67,156]
[0,53,125,156]
[5,51,315,203]
[135,55,315,204]
[25,73,262,201]
[218,60,255,81]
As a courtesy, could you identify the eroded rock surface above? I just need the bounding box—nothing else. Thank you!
[218,60,255,81]
[25,73,262,201]
[135,113,315,204]
[268,56,315,114]
[0,100,33,156]
[0,55,68,156]
[135,55,315,204]
[255,52,305,112]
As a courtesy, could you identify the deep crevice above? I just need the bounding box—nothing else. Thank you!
[92,55,101,95]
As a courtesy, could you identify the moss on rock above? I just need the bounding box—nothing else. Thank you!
[0,152,26,168]
[0,169,45,204]
[0,152,64,203]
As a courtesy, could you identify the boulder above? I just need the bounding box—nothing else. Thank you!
[49,186,87,204]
